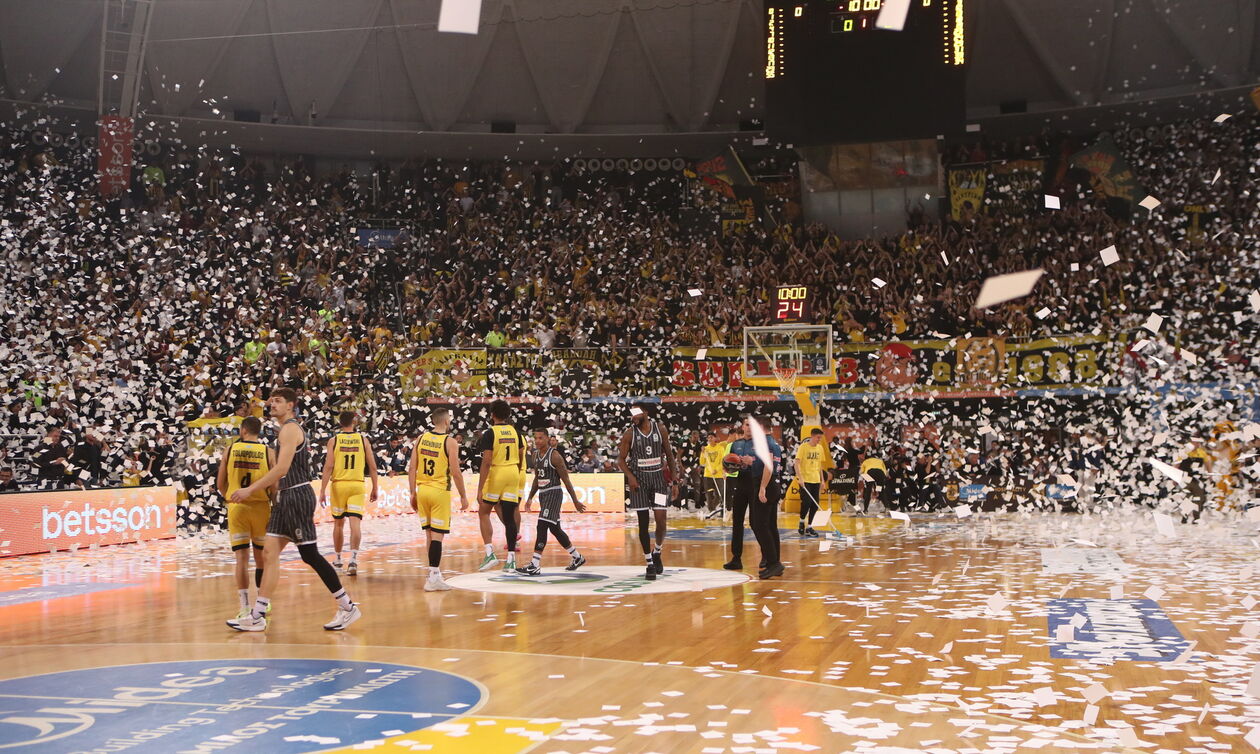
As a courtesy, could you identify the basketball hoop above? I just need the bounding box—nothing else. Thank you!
[772,366,800,394]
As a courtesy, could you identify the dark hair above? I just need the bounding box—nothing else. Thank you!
[338,411,356,428]
[533,426,550,436]
[490,399,511,421]
[811,428,825,436]
[632,402,653,417]
[241,416,262,435]
[271,387,298,405]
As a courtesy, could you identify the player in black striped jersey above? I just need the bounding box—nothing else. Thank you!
[518,427,586,576]
[617,403,678,581]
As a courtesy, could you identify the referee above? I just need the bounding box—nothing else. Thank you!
[724,414,784,579]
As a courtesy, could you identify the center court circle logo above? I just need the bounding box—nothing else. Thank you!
[0,659,482,753]
[449,566,750,595]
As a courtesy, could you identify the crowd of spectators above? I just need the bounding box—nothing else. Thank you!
[0,109,1256,514]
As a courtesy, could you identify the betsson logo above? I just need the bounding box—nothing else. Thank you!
[42,503,163,539]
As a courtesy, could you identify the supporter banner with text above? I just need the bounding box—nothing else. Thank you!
[400,349,487,398]
[313,472,625,524]
[185,416,243,460]
[0,486,177,557]
[405,335,1123,399]
[1070,136,1144,208]
[948,167,985,217]
[97,115,134,197]
[669,334,1118,394]
[985,159,1045,215]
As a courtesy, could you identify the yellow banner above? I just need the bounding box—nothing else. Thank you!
[400,349,487,398]
[948,167,985,217]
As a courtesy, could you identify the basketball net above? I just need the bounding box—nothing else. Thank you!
[772,366,799,394]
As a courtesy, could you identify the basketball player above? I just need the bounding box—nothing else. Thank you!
[795,428,827,538]
[318,411,380,576]
[215,416,276,618]
[617,403,677,581]
[409,408,468,591]
[476,399,525,571]
[518,427,586,575]
[227,388,361,631]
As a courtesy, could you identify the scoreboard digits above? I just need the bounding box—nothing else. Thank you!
[775,285,811,323]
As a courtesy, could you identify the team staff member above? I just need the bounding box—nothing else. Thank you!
[319,411,380,576]
[724,415,784,579]
[476,400,525,572]
[795,428,827,537]
[699,430,728,513]
[216,416,276,619]
[409,408,469,591]
[859,448,890,515]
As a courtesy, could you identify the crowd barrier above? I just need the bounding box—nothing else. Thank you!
[0,486,177,557]
[313,472,626,523]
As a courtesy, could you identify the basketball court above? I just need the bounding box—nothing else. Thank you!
[1,503,1255,753]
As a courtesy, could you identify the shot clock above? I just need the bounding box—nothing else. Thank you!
[764,0,967,144]
[774,285,811,323]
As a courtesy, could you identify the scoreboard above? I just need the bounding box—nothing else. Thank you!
[764,0,967,145]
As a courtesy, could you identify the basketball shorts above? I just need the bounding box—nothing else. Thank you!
[628,469,669,511]
[537,487,564,524]
[330,479,366,519]
[482,465,522,504]
[415,485,452,533]
[228,502,270,550]
[267,484,318,545]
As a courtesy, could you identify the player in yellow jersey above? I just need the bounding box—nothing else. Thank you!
[215,416,277,618]
[409,407,469,591]
[794,428,828,538]
[475,399,525,571]
[319,411,380,576]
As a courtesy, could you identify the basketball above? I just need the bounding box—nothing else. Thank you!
[722,453,743,473]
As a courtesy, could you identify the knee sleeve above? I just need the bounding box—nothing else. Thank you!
[548,521,572,550]
[298,543,343,594]
[534,520,550,552]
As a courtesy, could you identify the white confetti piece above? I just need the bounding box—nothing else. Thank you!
[1138,195,1161,210]
[437,0,482,34]
[1098,245,1119,266]
[1082,684,1108,704]
[974,269,1044,309]
[687,288,702,297]
[1044,195,1061,210]
[874,0,911,30]
[1214,112,1232,122]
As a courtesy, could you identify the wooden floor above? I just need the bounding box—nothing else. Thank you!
[0,507,1254,753]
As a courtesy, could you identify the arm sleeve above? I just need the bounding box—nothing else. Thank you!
[476,429,494,454]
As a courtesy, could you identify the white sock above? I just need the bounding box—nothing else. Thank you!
[566,546,578,556]
[507,551,516,562]
[531,551,542,566]
[333,552,342,563]
[238,589,250,610]
[350,549,358,562]
[333,588,353,610]
[251,597,270,620]
[484,544,494,555]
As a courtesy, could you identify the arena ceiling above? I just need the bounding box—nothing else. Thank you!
[0,0,1257,134]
